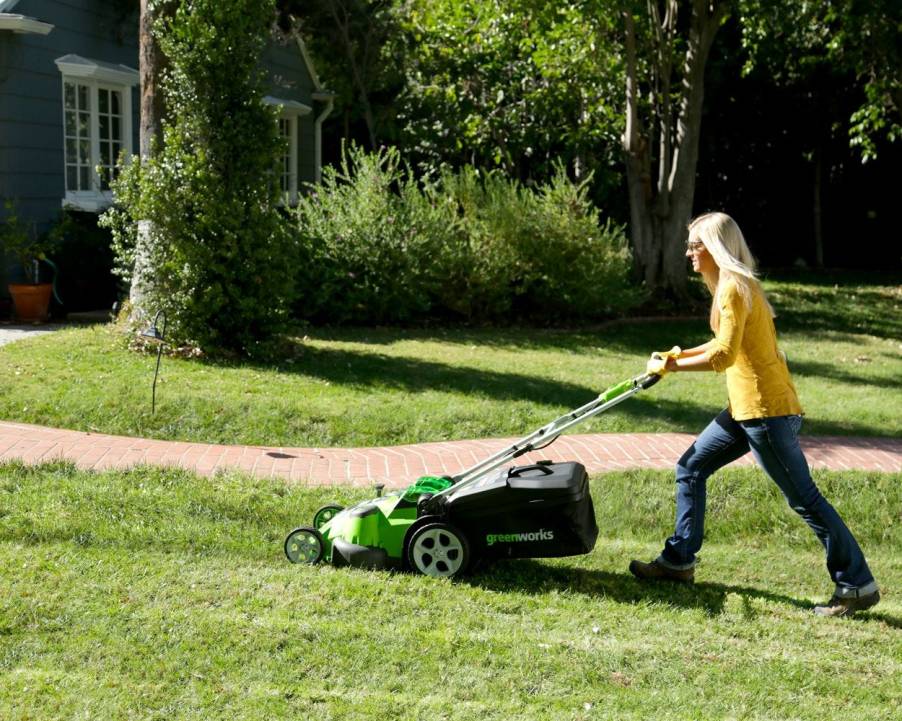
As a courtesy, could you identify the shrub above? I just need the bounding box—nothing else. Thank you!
[427,166,642,320]
[100,0,294,356]
[0,198,57,284]
[293,146,642,324]
[294,146,437,323]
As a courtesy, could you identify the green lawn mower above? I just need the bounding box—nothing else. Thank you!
[284,371,663,578]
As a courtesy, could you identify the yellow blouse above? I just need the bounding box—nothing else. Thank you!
[705,278,803,420]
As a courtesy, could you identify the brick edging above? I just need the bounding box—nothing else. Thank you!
[0,421,899,487]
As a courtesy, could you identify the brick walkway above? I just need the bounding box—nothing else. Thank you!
[1,420,899,488]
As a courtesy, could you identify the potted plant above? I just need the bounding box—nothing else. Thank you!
[1,200,57,323]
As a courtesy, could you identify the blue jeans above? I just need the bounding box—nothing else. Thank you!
[659,410,877,597]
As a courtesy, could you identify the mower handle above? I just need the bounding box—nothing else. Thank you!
[638,373,662,389]
[443,370,664,491]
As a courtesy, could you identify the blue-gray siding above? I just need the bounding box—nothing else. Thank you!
[262,38,318,187]
[1,0,322,231]
[0,0,140,228]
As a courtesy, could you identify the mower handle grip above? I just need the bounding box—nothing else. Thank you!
[637,373,662,390]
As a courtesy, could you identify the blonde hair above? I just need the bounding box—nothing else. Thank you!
[687,212,773,330]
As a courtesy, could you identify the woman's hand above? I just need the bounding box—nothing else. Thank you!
[647,346,682,375]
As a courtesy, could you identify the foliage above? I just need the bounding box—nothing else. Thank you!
[425,163,641,320]
[279,0,402,150]
[100,0,295,356]
[293,145,639,324]
[392,0,623,189]
[0,199,58,284]
[738,0,902,160]
[282,0,901,291]
[293,145,433,323]
[98,185,139,288]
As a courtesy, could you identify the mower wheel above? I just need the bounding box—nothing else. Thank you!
[312,504,344,529]
[407,522,470,578]
[284,526,324,564]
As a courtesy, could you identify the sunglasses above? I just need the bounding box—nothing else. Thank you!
[686,240,706,252]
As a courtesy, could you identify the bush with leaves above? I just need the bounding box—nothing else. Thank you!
[392,0,623,190]
[101,0,294,355]
[294,145,642,324]
[293,146,438,323]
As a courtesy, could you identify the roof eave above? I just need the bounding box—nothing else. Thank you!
[295,35,326,94]
[0,13,54,35]
[263,95,313,116]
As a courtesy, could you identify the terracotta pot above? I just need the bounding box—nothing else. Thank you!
[8,283,53,323]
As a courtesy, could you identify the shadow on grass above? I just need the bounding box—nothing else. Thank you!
[765,272,902,341]
[468,559,902,627]
[208,342,640,409]
[203,343,893,436]
[285,318,712,355]
[283,346,607,407]
[290,271,900,348]
[790,358,902,390]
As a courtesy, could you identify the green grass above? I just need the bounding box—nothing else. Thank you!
[1,462,900,720]
[0,273,899,445]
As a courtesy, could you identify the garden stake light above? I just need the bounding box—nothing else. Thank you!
[140,310,167,413]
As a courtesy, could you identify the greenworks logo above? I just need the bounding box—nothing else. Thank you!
[486,529,554,546]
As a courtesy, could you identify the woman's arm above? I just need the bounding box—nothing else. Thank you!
[648,341,714,374]
[668,285,747,373]
[668,340,715,370]
[666,352,714,372]
[677,340,715,358]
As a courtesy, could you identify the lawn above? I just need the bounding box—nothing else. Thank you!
[0,273,899,447]
[1,462,899,720]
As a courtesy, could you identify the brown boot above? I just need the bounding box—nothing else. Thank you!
[629,558,694,584]
[814,590,880,618]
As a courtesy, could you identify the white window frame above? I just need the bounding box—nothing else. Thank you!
[55,55,138,212]
[278,115,298,203]
[264,96,311,206]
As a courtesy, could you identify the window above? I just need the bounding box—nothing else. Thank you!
[264,96,312,205]
[63,81,125,192]
[278,116,297,201]
[55,55,138,211]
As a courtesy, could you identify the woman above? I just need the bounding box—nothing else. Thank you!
[629,212,879,618]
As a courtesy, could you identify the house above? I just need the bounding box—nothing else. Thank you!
[0,0,332,256]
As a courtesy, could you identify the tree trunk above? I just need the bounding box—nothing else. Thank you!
[131,0,170,314]
[622,1,727,298]
[622,10,660,288]
[139,0,166,160]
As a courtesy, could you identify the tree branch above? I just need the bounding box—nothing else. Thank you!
[328,0,377,148]
[668,0,727,193]
[622,9,642,158]
[651,0,679,209]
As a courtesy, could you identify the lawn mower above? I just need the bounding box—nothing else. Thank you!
[284,369,663,578]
